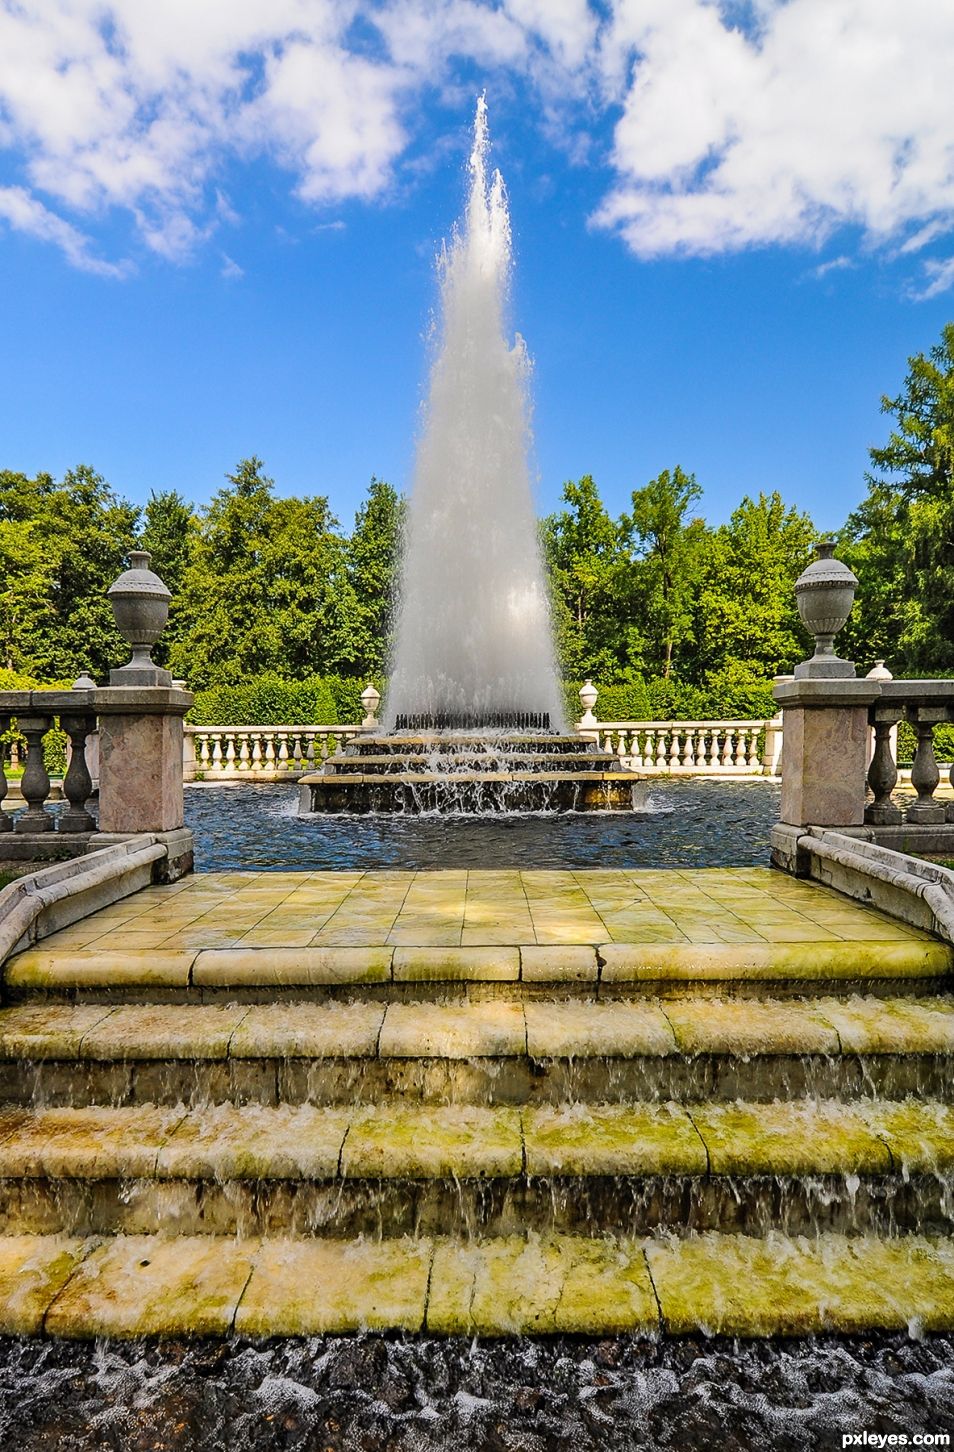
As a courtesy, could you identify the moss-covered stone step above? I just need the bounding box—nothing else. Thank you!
[3,1230,954,1338]
[3,996,954,1107]
[0,1098,952,1238]
[5,937,949,1002]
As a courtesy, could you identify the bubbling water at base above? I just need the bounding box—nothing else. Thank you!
[385,96,564,731]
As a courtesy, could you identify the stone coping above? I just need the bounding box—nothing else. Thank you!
[2,1231,954,1337]
[3,994,954,1062]
[0,1095,949,1182]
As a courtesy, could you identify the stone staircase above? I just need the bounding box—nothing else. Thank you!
[298,732,640,812]
[1,905,954,1338]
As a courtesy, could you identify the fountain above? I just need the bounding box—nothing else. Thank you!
[300,98,639,813]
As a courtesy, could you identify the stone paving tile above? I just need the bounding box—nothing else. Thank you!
[427,1235,658,1334]
[661,998,840,1056]
[524,1103,706,1176]
[646,1232,954,1335]
[78,1005,249,1060]
[236,1237,432,1335]
[520,946,599,982]
[230,1002,386,1058]
[0,1236,92,1334]
[818,996,954,1053]
[157,1104,350,1179]
[44,1234,257,1338]
[0,1004,115,1060]
[341,1105,522,1178]
[379,1001,525,1058]
[599,941,952,982]
[858,1100,954,1172]
[689,1100,893,1175]
[0,1105,185,1177]
[524,1001,675,1058]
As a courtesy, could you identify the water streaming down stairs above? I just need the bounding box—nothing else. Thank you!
[1,874,954,1337]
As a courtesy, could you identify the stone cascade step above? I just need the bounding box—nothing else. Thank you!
[4,996,954,1107]
[346,734,600,757]
[3,1230,954,1339]
[0,1095,952,1238]
[321,752,614,776]
[6,941,950,1004]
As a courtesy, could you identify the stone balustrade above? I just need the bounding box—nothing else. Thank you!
[0,698,97,849]
[864,681,954,829]
[184,726,366,781]
[583,720,776,775]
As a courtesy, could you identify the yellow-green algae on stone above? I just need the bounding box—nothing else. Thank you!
[858,1100,954,1173]
[235,1237,432,1335]
[0,1235,90,1334]
[77,1004,250,1061]
[524,1001,676,1058]
[598,941,952,983]
[155,1104,352,1180]
[378,1000,526,1058]
[341,1104,522,1178]
[646,1232,954,1336]
[230,1002,386,1059]
[0,1004,115,1061]
[524,1103,707,1176]
[4,951,196,990]
[662,997,840,1056]
[44,1234,257,1338]
[817,996,954,1054]
[193,946,392,987]
[426,1234,658,1335]
[0,1105,186,1178]
[689,1100,893,1175]
[392,947,519,982]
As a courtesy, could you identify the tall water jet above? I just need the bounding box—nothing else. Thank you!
[385,97,564,731]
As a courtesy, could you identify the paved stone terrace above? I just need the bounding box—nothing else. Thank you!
[36,867,932,952]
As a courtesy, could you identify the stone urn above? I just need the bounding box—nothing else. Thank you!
[360,683,381,728]
[579,679,598,729]
[107,550,173,686]
[793,541,858,679]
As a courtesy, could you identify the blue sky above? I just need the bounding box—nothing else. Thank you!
[1,1,953,533]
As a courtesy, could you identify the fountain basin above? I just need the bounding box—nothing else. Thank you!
[298,732,642,813]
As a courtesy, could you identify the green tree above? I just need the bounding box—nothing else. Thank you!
[843,322,954,672]
[692,492,816,679]
[622,467,706,679]
[140,490,199,662]
[346,477,404,677]
[168,457,356,688]
[542,476,631,679]
[0,465,138,680]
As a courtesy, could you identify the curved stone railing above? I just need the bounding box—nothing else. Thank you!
[184,725,367,781]
[581,720,779,776]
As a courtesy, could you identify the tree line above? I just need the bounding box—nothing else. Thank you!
[2,322,952,703]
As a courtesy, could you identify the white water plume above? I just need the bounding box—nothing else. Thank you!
[385,96,564,730]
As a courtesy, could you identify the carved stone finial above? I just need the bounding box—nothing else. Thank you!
[107,550,172,686]
[793,540,858,679]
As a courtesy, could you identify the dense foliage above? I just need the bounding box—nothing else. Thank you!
[3,322,952,721]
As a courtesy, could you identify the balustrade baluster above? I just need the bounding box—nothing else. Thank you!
[629,730,643,769]
[0,719,11,834]
[14,715,54,833]
[906,710,946,823]
[720,730,734,767]
[668,732,681,770]
[237,735,251,771]
[746,729,760,769]
[653,730,666,770]
[708,732,721,769]
[60,712,96,832]
[681,730,695,768]
[250,735,263,771]
[277,736,290,772]
[734,731,747,767]
[210,737,223,773]
[866,711,902,825]
[223,734,236,773]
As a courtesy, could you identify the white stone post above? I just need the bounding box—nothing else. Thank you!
[577,680,598,735]
[360,684,381,728]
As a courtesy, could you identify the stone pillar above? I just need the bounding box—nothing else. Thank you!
[93,687,193,834]
[774,679,880,828]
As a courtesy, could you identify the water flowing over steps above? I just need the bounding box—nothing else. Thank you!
[1,917,954,1337]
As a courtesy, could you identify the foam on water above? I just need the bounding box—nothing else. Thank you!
[386,96,564,730]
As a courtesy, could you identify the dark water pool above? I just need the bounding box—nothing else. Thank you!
[185,779,781,872]
[1,1332,952,1451]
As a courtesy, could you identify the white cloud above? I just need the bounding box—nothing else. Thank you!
[912,256,954,301]
[220,252,244,279]
[595,0,954,258]
[0,183,129,275]
[0,0,952,280]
